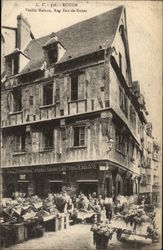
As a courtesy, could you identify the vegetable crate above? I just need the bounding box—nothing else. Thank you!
[24,219,40,240]
[13,223,25,244]
[0,223,25,248]
[43,214,69,232]
[55,214,69,231]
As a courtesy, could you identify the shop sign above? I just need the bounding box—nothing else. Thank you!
[19,174,26,180]
[99,166,108,171]
[4,164,97,174]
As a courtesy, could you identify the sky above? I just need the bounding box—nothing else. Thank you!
[2,0,162,143]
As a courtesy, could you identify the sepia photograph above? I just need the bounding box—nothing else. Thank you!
[1,1,162,249]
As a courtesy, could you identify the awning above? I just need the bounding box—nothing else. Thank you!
[77,180,98,183]
[48,180,63,183]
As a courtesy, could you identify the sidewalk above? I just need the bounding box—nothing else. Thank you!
[6,221,161,250]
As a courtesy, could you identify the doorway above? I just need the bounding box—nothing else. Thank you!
[49,182,63,193]
[78,182,97,196]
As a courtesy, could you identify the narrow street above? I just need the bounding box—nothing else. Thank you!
[7,223,161,250]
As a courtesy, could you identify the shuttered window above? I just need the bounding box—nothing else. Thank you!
[14,135,25,152]
[8,89,22,113]
[130,105,136,129]
[43,130,53,150]
[115,128,125,155]
[43,83,53,105]
[73,126,85,146]
[71,73,85,101]
[119,87,128,117]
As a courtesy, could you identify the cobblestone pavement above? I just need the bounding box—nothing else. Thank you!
[7,223,161,250]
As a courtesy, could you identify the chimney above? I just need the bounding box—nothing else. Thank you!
[17,14,31,50]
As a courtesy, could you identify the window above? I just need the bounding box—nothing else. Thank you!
[147,175,151,184]
[115,129,121,151]
[43,129,53,150]
[12,57,19,75]
[47,44,58,64]
[71,74,85,101]
[130,105,136,129]
[123,95,128,117]
[119,87,128,117]
[119,52,122,71]
[43,83,53,105]
[11,89,22,112]
[119,87,123,109]
[130,141,135,161]
[14,134,26,152]
[6,55,19,76]
[115,128,125,155]
[73,126,85,147]
[30,96,34,105]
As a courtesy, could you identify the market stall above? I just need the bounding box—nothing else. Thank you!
[91,203,159,250]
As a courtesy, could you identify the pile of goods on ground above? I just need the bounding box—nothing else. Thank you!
[0,192,73,248]
[113,203,159,243]
[0,194,61,224]
[91,223,116,250]
[91,203,159,249]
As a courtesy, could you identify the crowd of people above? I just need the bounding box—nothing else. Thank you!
[62,192,115,223]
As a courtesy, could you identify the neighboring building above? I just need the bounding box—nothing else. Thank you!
[1,6,150,199]
[139,122,161,205]
[139,123,153,201]
[152,140,160,205]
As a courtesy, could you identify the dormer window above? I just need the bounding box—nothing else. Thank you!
[5,49,30,77]
[43,35,66,65]
[47,44,58,64]
[6,54,19,76]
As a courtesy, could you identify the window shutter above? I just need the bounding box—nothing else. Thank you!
[97,67,102,99]
[39,131,43,151]
[53,79,56,104]
[55,79,60,103]
[7,92,14,112]
[32,132,40,152]
[98,65,105,88]
[67,76,71,101]
[40,84,43,106]
[85,71,91,98]
[69,126,73,147]
[59,78,64,110]
[78,74,85,99]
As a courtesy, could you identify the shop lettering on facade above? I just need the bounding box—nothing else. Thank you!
[4,164,97,174]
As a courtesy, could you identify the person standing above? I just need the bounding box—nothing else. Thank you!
[105,202,112,224]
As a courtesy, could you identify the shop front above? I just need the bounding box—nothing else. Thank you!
[2,161,139,199]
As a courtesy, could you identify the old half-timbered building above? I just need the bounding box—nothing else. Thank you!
[1,6,148,199]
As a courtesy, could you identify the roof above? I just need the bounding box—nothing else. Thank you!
[22,5,124,74]
[5,48,30,59]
